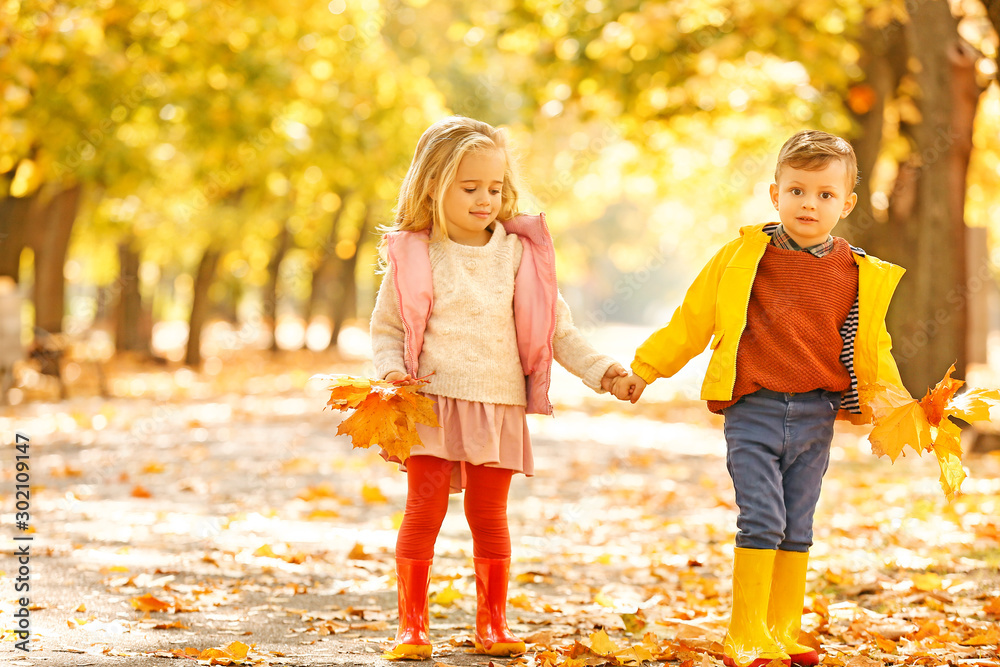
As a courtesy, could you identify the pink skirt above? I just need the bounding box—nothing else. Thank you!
[381,395,533,493]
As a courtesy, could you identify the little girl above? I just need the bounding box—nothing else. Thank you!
[370,116,627,658]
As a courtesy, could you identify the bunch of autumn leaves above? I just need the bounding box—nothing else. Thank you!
[865,365,1000,499]
[317,374,439,462]
[319,366,999,499]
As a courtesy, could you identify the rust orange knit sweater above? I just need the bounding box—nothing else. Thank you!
[709,239,859,413]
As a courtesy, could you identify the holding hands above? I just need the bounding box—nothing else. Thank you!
[601,364,647,403]
[611,373,647,404]
[601,364,629,393]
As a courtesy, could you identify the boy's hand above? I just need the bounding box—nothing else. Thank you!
[613,374,647,403]
[384,371,420,386]
[601,364,629,393]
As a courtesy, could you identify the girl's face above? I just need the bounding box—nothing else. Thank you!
[440,150,505,246]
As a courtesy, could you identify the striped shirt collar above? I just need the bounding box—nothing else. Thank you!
[770,224,835,258]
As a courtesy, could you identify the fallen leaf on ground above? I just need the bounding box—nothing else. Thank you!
[130,594,171,613]
[430,581,462,607]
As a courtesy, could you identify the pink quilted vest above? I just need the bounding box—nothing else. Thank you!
[384,213,558,415]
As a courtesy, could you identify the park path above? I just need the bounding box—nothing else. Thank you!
[2,341,999,666]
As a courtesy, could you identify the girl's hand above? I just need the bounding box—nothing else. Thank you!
[613,374,647,403]
[601,364,629,393]
[384,371,420,386]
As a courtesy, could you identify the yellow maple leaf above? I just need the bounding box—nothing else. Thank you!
[253,544,280,559]
[320,376,372,409]
[869,400,931,462]
[429,581,462,607]
[945,387,1000,422]
[933,419,965,499]
[616,645,655,666]
[586,629,620,657]
[361,482,388,504]
[201,641,249,661]
[319,375,439,461]
[960,626,1000,646]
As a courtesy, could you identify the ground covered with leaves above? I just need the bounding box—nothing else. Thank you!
[2,349,999,666]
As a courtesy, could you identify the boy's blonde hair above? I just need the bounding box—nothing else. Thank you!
[775,130,858,189]
[381,117,521,253]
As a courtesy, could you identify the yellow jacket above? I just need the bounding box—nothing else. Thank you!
[631,224,906,424]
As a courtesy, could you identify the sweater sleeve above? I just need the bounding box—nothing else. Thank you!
[552,292,620,393]
[369,266,408,380]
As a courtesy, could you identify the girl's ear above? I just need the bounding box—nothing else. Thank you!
[427,178,437,200]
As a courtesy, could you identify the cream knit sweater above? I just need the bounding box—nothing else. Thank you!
[370,224,618,406]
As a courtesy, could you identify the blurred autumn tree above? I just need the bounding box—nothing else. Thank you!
[0,0,442,366]
[1,0,998,389]
[392,0,999,395]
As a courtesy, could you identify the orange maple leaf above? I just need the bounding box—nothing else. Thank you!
[317,375,440,462]
[130,593,171,613]
[325,377,372,410]
[918,363,964,426]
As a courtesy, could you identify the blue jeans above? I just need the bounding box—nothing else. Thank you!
[724,388,841,552]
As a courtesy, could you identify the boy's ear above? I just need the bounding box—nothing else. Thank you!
[769,183,780,209]
[841,192,859,218]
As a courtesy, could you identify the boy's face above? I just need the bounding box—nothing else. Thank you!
[769,159,858,248]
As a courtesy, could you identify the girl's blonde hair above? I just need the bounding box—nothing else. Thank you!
[378,117,521,262]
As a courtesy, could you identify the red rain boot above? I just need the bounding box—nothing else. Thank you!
[473,557,526,656]
[392,557,432,658]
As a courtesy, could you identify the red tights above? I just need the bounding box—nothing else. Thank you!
[395,456,513,560]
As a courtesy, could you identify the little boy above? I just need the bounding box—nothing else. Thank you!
[614,131,908,667]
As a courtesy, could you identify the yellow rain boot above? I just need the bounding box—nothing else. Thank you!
[392,557,433,658]
[768,550,819,666]
[724,547,791,667]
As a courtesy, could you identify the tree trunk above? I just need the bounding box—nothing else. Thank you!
[31,185,82,336]
[983,1,1000,73]
[185,247,221,367]
[0,193,38,281]
[115,238,151,354]
[265,223,290,352]
[842,19,908,258]
[883,2,982,395]
[328,207,371,350]
[306,203,348,325]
